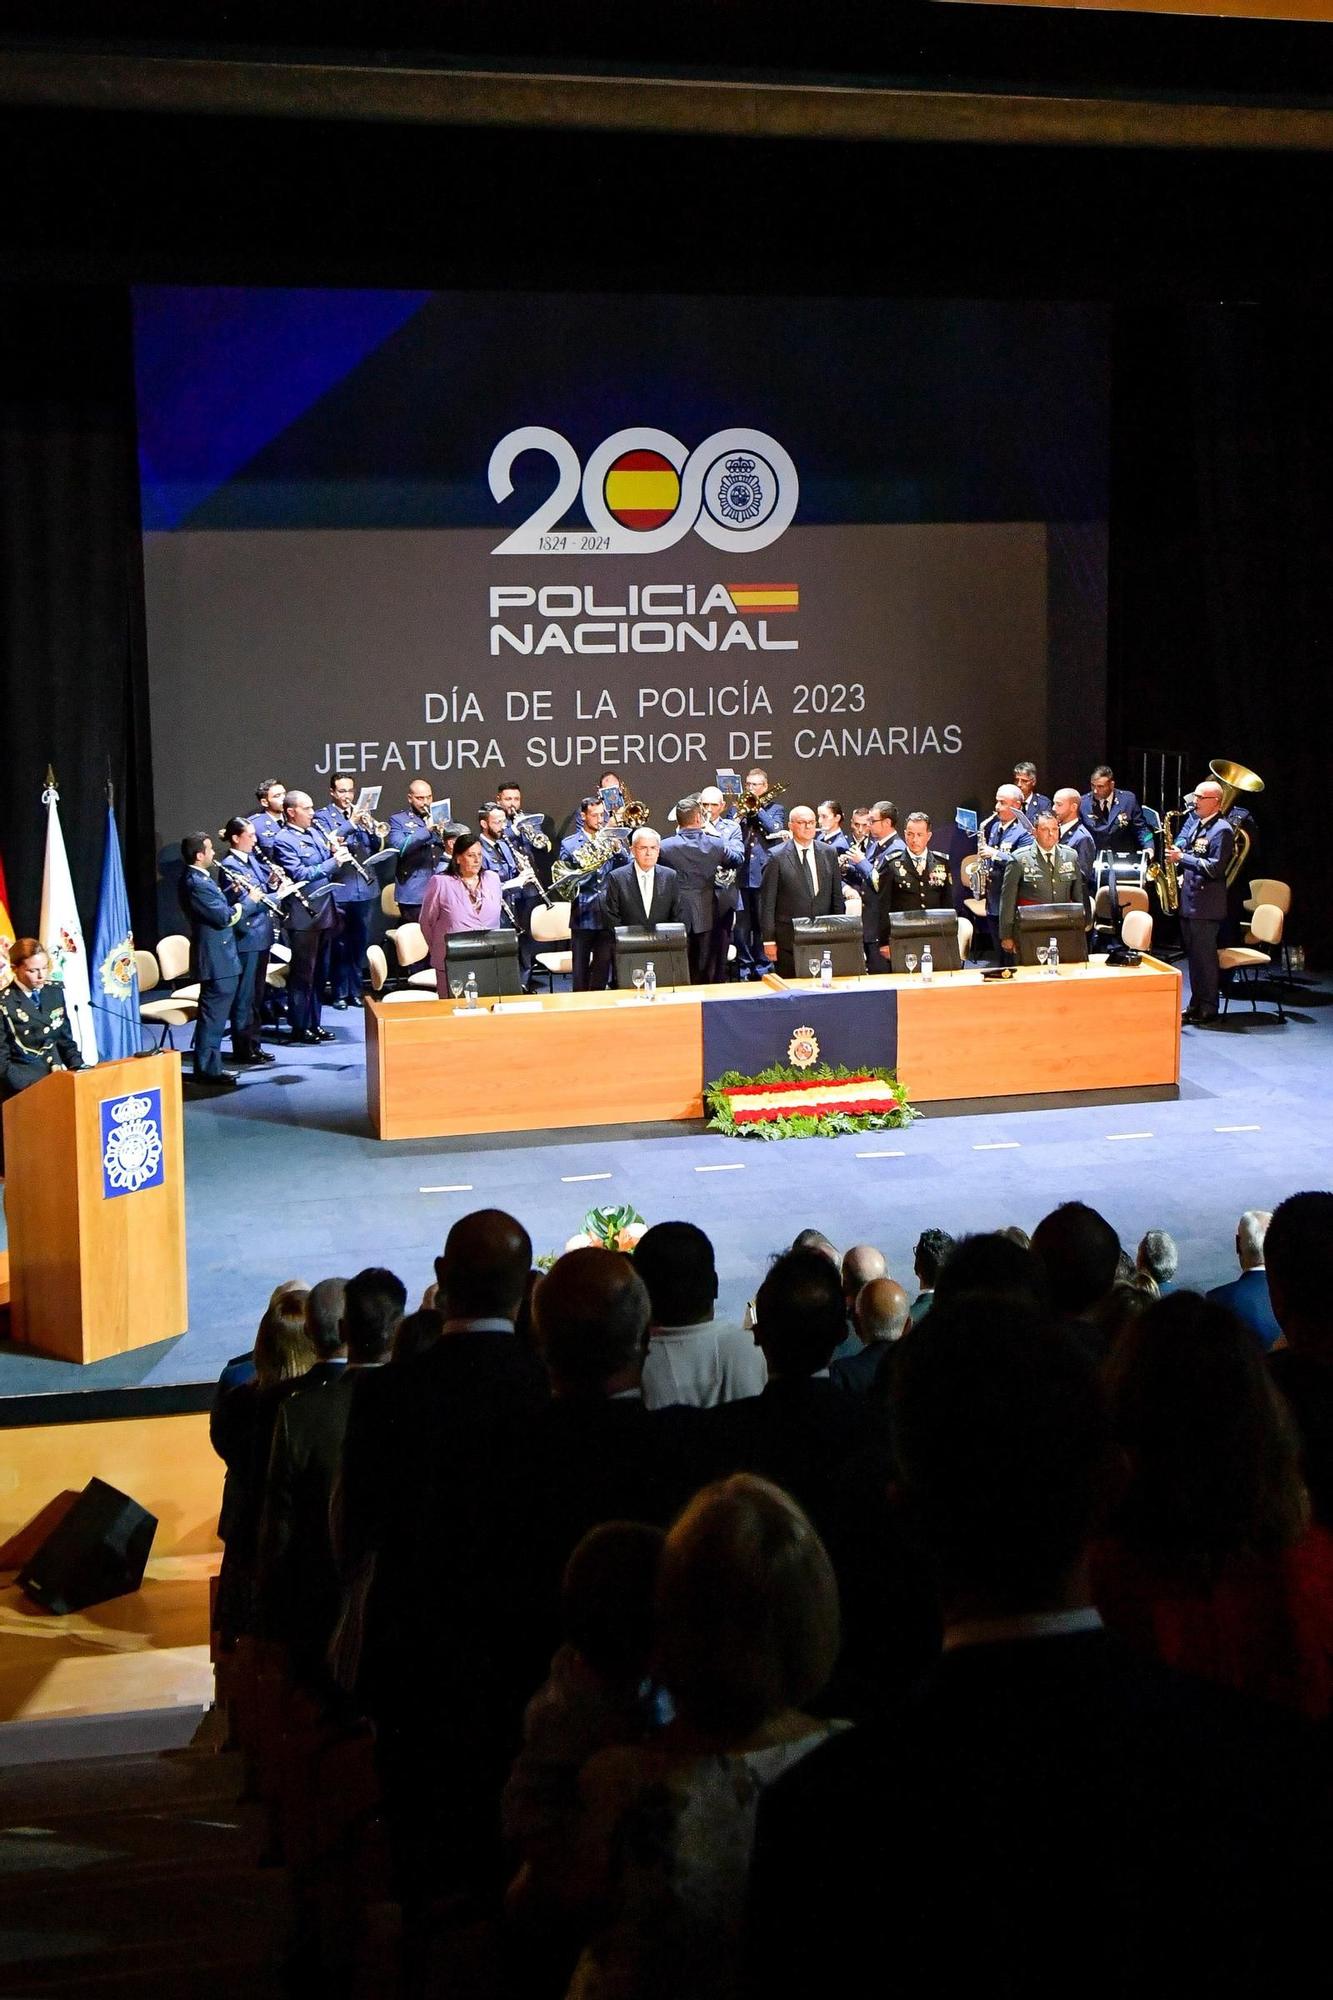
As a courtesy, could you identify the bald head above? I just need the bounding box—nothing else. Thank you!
[856,1278,911,1345]
[435,1208,533,1322]
[534,1248,650,1397]
[842,1244,888,1304]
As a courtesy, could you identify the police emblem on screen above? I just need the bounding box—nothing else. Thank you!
[100,1088,165,1199]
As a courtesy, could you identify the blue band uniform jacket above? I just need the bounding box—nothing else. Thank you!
[386,809,446,907]
[980,815,1035,919]
[220,849,279,954]
[1174,812,1234,920]
[314,807,381,907]
[270,825,344,933]
[0,981,85,1095]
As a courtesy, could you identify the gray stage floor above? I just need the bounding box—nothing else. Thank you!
[1,974,1330,1402]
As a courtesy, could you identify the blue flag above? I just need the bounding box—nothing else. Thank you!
[90,804,141,1061]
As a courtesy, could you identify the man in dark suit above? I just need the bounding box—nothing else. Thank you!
[603,825,683,937]
[1170,774,1234,1024]
[179,831,264,1088]
[758,804,845,976]
[748,1299,1327,2000]
[338,1210,548,1909]
[260,1269,400,1689]
[661,794,743,983]
[1207,1208,1282,1348]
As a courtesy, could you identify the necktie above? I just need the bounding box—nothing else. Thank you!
[916,854,926,876]
[801,847,816,900]
[641,871,653,919]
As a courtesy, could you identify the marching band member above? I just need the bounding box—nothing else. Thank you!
[559,795,632,992]
[179,832,265,1088]
[479,801,540,991]
[816,798,852,860]
[998,810,1089,955]
[1079,765,1151,855]
[220,817,279,1064]
[846,800,906,975]
[271,790,350,1044]
[735,766,787,981]
[495,779,554,887]
[249,779,287,861]
[849,805,871,845]
[876,812,953,960]
[316,776,381,1009]
[1012,760,1052,817]
[659,797,736,984]
[387,779,446,925]
[1052,788,1097,889]
[1169,777,1234,1026]
[978,784,1035,955]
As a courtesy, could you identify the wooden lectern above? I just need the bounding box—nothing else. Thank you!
[2,1052,187,1363]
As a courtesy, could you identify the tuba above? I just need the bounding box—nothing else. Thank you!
[1210,759,1263,887]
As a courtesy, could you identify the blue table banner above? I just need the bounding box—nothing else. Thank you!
[99,1085,166,1199]
[702,986,898,1083]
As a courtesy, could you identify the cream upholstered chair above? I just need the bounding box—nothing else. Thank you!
[1242,877,1291,916]
[842,886,863,924]
[136,947,197,1049]
[154,931,200,1001]
[529,899,573,989]
[1120,909,1153,953]
[1218,903,1285,1021]
[389,920,437,987]
[367,942,431,1001]
[956,915,974,961]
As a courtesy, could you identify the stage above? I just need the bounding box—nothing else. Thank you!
[0,973,1328,1412]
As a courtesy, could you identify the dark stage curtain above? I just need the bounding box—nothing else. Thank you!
[0,286,156,946]
[1110,305,1333,968]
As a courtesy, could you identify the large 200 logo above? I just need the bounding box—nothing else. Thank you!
[489,426,798,557]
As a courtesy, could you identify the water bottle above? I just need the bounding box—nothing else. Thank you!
[643,960,657,1003]
[820,949,833,991]
[920,943,933,985]
[1047,935,1059,976]
[464,970,478,1010]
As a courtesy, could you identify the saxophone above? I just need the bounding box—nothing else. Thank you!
[1148,809,1184,914]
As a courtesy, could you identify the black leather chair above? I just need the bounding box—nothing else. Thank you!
[1014,903,1089,966]
[886,909,964,973]
[791,915,866,978]
[442,928,523,996]
[613,922,691,990]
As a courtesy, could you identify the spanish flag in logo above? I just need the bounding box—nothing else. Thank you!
[603,450,682,531]
[726,583,800,615]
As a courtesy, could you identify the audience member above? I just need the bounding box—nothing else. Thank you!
[391,1305,444,1364]
[835,1245,887,1363]
[1137,1228,1179,1294]
[560,1477,844,2000]
[1264,1191,1333,1528]
[790,1227,838,1264]
[831,1276,909,1400]
[932,1230,1045,1309]
[1083,1274,1158,1353]
[1093,1292,1333,1718]
[748,1297,1326,2000]
[1207,1208,1282,1348]
[998,1224,1031,1251]
[908,1227,953,1324]
[302,1276,349,1380]
[1030,1200,1122,1357]
[212,1287,316,1641]
[633,1222,766,1409]
[259,1267,404,1687]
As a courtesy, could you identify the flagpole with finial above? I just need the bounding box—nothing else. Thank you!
[42,764,58,807]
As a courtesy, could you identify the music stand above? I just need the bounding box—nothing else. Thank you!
[1014,904,1089,966]
[885,910,963,973]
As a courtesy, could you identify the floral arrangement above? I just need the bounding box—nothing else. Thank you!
[705,1063,918,1141]
[537,1202,647,1269]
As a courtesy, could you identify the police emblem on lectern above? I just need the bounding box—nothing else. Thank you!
[99,1087,165,1199]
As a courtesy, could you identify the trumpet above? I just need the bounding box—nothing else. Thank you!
[509,813,551,852]
[352,806,389,839]
[607,781,651,830]
[733,778,787,822]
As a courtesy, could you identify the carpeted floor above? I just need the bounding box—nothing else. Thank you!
[1,975,1329,1399]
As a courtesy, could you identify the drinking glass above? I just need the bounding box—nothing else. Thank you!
[1036,946,1049,974]
[632,968,646,998]
[905,952,918,978]
[449,979,464,1001]
[808,957,821,981]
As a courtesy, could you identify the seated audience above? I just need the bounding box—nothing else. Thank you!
[831,1276,909,1400]
[748,1298,1327,2000]
[1083,1273,1158,1353]
[1030,1200,1122,1357]
[1093,1292,1333,1718]
[1137,1228,1179,1295]
[1265,1191,1333,1528]
[258,1267,403,1688]
[835,1244,887,1362]
[908,1227,953,1324]
[560,1476,844,2000]
[633,1223,766,1410]
[932,1230,1045,1309]
[1207,1208,1282,1348]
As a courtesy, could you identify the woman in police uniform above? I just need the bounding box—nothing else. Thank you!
[0,937,84,1172]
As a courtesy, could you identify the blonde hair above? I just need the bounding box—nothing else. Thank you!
[253,1287,316,1388]
[656,1474,839,1738]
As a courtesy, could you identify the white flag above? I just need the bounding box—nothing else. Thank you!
[39,775,99,1066]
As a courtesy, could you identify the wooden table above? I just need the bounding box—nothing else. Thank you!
[365,957,1181,1140]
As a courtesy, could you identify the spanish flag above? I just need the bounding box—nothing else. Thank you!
[726,583,800,615]
[603,449,681,531]
[0,849,13,989]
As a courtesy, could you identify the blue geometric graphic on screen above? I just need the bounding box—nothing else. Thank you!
[100,1087,166,1199]
[133,286,431,529]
